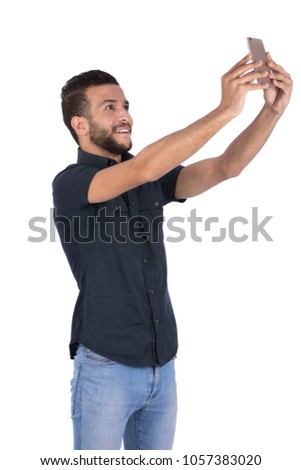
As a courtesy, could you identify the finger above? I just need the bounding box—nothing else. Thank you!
[269,65,292,81]
[243,82,270,92]
[266,52,291,77]
[266,52,281,69]
[270,76,293,94]
[226,60,265,80]
[270,78,291,94]
[238,70,269,85]
[269,70,293,86]
[226,53,252,74]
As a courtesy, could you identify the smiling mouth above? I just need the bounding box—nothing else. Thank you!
[115,127,131,134]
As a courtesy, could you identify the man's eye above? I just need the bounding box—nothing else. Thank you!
[105,105,114,110]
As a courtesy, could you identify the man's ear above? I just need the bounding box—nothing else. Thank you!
[71,116,89,138]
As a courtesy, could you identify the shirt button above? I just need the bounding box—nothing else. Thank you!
[143,258,148,264]
[131,201,135,206]
[150,289,154,294]
[155,318,159,323]
[154,201,159,207]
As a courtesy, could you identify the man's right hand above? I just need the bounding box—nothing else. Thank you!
[218,53,270,118]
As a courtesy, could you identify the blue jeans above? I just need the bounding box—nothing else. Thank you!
[71,345,177,450]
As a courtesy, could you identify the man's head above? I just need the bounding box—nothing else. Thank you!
[61,70,133,158]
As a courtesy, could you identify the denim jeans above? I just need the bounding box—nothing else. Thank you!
[71,345,177,450]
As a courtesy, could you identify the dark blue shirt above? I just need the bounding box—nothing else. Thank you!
[52,149,185,366]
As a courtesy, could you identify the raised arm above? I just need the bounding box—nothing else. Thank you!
[87,54,270,203]
[175,53,293,199]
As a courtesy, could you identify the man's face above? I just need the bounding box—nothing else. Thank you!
[85,84,133,157]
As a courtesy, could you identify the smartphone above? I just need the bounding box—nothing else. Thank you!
[247,37,273,86]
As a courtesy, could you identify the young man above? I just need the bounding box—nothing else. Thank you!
[52,53,292,450]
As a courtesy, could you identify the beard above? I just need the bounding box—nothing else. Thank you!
[88,119,132,156]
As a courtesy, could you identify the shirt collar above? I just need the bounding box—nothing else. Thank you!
[77,148,133,169]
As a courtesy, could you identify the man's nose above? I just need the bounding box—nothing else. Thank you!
[119,109,132,124]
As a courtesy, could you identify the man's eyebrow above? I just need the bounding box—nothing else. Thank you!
[100,99,130,106]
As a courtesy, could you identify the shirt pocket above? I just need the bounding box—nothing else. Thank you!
[139,191,164,213]
[138,192,165,244]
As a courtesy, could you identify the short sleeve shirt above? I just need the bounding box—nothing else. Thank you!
[52,148,185,366]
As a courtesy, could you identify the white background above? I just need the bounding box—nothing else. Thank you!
[1,0,300,468]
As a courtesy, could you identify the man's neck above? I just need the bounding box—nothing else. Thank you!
[80,143,121,163]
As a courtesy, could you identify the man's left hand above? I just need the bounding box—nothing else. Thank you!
[264,52,293,114]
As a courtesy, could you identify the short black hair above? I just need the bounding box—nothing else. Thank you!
[61,69,119,144]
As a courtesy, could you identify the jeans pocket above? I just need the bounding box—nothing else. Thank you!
[70,360,81,417]
[84,348,117,366]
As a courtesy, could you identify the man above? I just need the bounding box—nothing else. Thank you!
[52,52,292,450]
